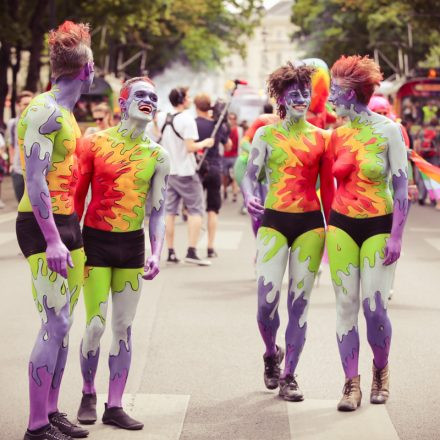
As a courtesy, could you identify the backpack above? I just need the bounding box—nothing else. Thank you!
[158,112,183,143]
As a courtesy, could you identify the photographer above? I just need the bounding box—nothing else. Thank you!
[194,93,231,258]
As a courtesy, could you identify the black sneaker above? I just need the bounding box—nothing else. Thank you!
[207,248,218,258]
[263,345,284,390]
[279,374,304,402]
[167,249,180,264]
[102,403,144,430]
[77,393,97,425]
[49,413,88,438]
[24,424,73,440]
[185,247,211,266]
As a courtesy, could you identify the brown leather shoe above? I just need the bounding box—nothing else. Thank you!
[370,363,390,404]
[337,375,362,411]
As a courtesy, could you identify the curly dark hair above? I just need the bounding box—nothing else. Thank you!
[267,62,315,119]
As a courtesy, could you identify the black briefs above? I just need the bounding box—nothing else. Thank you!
[328,210,393,248]
[261,209,325,248]
[82,226,145,269]
[16,212,83,258]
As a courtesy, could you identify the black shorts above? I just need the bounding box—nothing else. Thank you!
[83,226,145,268]
[261,209,324,248]
[328,210,393,248]
[16,212,83,258]
[202,167,222,213]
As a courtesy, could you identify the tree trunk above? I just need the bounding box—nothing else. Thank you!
[11,46,22,118]
[25,0,49,92]
[0,42,11,129]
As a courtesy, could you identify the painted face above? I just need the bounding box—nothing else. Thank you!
[78,61,95,94]
[279,84,311,118]
[124,82,158,122]
[329,80,354,116]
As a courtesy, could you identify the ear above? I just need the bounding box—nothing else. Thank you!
[118,97,127,118]
[346,89,356,101]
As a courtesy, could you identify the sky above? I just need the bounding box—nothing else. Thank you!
[264,0,281,9]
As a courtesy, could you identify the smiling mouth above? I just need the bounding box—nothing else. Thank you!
[292,104,306,110]
[139,103,153,114]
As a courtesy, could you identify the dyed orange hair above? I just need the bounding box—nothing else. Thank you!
[331,55,383,105]
[120,76,155,101]
[48,21,92,80]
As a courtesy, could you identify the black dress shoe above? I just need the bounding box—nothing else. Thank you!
[102,403,144,430]
[48,412,89,438]
[77,393,97,425]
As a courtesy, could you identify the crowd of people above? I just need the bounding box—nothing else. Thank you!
[2,18,439,440]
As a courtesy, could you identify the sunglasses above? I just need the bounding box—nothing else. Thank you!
[94,117,104,122]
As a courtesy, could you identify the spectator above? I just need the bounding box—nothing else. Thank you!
[0,131,5,208]
[151,87,214,265]
[194,93,230,258]
[222,111,240,202]
[5,90,34,203]
[84,102,112,136]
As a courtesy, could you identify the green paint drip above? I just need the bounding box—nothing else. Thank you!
[258,227,287,262]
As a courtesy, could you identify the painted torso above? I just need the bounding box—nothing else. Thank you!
[17,91,81,215]
[80,125,163,232]
[331,114,395,218]
[260,121,329,213]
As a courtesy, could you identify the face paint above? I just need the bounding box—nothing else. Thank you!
[279,84,311,118]
[124,82,158,123]
[329,81,354,117]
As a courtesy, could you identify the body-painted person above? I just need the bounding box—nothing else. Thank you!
[17,21,94,440]
[75,77,170,430]
[242,63,334,401]
[327,56,409,411]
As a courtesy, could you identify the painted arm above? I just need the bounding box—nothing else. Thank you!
[74,137,93,221]
[23,102,73,278]
[383,123,409,266]
[143,148,170,280]
[319,132,335,222]
[242,126,267,218]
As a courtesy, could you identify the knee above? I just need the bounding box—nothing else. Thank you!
[49,314,71,342]
[85,317,106,346]
[112,319,131,342]
[336,296,359,324]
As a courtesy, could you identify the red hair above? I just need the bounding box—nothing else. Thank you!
[120,76,155,100]
[48,21,92,80]
[331,55,383,105]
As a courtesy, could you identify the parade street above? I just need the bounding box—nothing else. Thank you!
[1,185,439,440]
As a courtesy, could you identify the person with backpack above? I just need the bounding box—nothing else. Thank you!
[151,87,214,265]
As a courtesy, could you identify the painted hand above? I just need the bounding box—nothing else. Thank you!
[46,240,74,278]
[246,195,264,218]
[383,237,401,266]
[143,255,160,280]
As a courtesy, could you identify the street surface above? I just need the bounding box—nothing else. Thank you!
[0,177,439,440]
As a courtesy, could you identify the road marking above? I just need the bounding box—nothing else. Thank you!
[424,238,440,252]
[198,230,243,250]
[410,227,440,233]
[0,232,16,246]
[287,399,399,439]
[84,393,189,440]
[0,212,17,225]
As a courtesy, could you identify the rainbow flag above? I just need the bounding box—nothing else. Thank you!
[409,150,440,199]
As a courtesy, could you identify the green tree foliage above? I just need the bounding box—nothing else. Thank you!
[291,0,440,75]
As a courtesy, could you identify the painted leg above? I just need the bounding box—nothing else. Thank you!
[283,228,325,377]
[360,234,394,369]
[47,248,85,413]
[107,268,143,408]
[255,227,289,357]
[80,266,111,395]
[327,226,361,379]
[27,253,72,430]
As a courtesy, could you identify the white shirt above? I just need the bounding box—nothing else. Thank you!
[153,110,199,176]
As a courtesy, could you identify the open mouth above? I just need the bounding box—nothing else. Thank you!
[292,105,306,111]
[139,103,153,114]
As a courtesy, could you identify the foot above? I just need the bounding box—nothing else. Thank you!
[0,199,5,209]
[337,375,362,411]
[185,248,211,266]
[279,374,304,401]
[102,403,144,430]
[240,206,247,215]
[77,393,97,425]
[370,363,390,404]
[232,194,237,202]
[167,249,180,264]
[263,345,284,390]
[24,424,73,440]
[207,248,218,258]
[49,412,89,438]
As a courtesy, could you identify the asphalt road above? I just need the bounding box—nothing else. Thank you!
[0,177,439,440]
